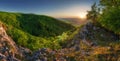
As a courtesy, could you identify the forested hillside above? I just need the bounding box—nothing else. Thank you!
[0,11,75,50]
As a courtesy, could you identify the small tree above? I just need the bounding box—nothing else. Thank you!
[87,3,100,24]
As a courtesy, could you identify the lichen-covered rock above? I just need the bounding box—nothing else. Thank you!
[0,22,22,61]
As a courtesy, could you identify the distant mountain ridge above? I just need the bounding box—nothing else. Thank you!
[58,17,87,26]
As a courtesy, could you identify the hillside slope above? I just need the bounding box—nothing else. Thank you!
[0,11,75,50]
[0,11,74,37]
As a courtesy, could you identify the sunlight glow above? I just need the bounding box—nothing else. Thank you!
[79,12,87,19]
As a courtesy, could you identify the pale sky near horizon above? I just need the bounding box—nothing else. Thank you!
[0,0,99,18]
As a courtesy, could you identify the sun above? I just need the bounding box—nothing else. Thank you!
[79,12,87,19]
[80,14,86,19]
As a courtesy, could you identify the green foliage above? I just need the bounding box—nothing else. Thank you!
[98,0,120,34]
[100,0,120,8]
[0,11,75,50]
[7,27,28,46]
[87,3,100,24]
[87,0,120,34]
[18,14,74,37]
[99,7,120,34]
[0,12,74,37]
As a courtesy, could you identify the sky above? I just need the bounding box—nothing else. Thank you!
[0,0,99,18]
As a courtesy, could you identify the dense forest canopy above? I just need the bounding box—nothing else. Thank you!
[0,11,75,50]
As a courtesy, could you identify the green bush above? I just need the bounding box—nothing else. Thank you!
[98,7,120,34]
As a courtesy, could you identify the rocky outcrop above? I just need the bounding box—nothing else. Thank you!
[0,22,33,61]
[63,22,120,61]
[0,22,22,61]
[69,22,119,50]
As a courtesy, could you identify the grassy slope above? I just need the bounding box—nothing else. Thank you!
[0,11,75,50]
